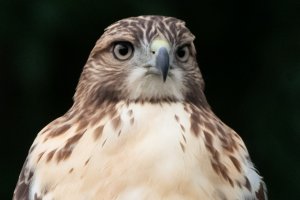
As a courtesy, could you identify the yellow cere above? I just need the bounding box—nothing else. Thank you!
[150,38,171,53]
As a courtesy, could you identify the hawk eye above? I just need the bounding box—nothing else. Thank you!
[176,45,190,62]
[113,41,134,61]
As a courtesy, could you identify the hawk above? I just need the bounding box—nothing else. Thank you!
[14,15,267,200]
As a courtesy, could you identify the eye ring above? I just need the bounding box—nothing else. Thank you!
[113,41,134,61]
[176,45,190,62]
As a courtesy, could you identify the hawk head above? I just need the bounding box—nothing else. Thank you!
[74,16,208,108]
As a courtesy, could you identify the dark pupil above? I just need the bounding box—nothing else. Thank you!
[177,48,186,58]
[119,44,129,56]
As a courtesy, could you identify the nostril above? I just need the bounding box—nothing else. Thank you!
[151,51,155,54]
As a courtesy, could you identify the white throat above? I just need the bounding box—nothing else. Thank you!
[125,67,186,101]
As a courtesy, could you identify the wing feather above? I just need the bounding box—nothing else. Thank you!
[13,159,33,200]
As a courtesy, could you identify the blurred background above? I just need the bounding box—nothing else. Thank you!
[1,0,299,199]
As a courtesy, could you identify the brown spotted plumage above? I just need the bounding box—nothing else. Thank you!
[13,15,267,200]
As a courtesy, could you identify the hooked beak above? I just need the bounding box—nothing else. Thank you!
[155,47,169,82]
[150,38,171,82]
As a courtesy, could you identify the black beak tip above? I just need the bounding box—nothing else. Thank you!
[156,47,170,83]
[162,71,168,82]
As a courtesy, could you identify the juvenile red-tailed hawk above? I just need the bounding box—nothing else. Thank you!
[14,15,267,200]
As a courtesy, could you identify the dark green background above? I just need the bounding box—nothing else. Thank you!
[1,0,299,199]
